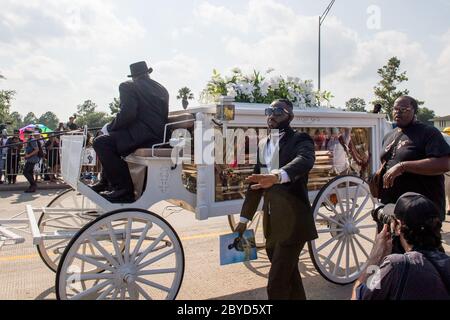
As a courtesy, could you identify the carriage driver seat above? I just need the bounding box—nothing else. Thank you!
[126,113,195,199]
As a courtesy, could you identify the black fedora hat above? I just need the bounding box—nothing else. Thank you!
[128,61,153,78]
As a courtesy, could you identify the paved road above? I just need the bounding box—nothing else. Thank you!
[1,190,449,300]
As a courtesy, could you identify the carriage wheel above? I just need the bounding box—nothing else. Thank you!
[56,209,184,300]
[37,189,101,272]
[228,212,265,249]
[308,175,378,285]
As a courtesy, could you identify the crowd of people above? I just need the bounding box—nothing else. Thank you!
[0,116,80,190]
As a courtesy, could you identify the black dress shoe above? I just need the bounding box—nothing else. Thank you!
[91,181,111,193]
[102,189,135,203]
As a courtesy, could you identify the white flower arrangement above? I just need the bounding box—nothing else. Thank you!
[200,68,333,108]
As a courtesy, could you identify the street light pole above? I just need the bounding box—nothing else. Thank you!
[318,0,336,96]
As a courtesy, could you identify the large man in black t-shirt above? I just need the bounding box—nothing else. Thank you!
[380,96,450,221]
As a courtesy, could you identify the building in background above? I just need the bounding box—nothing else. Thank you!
[432,116,450,131]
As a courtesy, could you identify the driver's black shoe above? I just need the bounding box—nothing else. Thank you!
[90,181,110,193]
[101,189,135,204]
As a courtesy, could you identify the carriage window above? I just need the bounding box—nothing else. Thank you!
[180,126,372,201]
[212,127,372,202]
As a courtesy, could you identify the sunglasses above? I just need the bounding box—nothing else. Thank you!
[265,107,290,117]
[393,106,413,114]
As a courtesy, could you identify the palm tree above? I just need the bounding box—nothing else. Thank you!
[177,87,194,110]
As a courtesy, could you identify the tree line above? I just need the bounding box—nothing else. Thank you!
[1,56,439,131]
[0,85,120,132]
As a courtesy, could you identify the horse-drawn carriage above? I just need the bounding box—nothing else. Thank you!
[0,99,388,300]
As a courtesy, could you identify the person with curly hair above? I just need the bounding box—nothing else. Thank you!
[352,193,450,300]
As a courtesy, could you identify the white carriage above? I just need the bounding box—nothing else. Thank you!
[0,99,388,300]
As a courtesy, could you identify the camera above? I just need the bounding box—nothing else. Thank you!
[371,205,396,234]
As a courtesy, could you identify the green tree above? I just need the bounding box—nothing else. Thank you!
[8,111,23,130]
[23,112,38,125]
[38,111,59,130]
[109,98,120,115]
[345,97,367,112]
[0,90,15,124]
[76,112,112,129]
[417,107,436,126]
[372,57,410,120]
[76,100,97,117]
[177,87,195,110]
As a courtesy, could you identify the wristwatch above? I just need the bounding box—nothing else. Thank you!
[271,169,283,184]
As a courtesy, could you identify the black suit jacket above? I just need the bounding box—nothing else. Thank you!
[241,127,318,246]
[108,77,169,155]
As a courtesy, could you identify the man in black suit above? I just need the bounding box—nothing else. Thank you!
[92,61,169,203]
[235,99,318,300]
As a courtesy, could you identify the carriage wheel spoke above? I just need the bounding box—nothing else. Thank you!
[324,198,341,217]
[135,283,153,300]
[45,238,69,251]
[70,280,113,300]
[357,224,377,230]
[78,273,115,281]
[316,233,343,252]
[124,218,132,264]
[131,223,152,262]
[323,236,344,269]
[107,222,124,265]
[356,233,375,245]
[345,236,350,278]
[352,194,371,221]
[349,237,361,273]
[332,187,346,217]
[96,283,116,300]
[135,231,167,265]
[353,236,370,260]
[136,277,171,293]
[333,237,346,276]
[317,212,345,228]
[354,211,373,226]
[74,254,115,272]
[137,268,178,276]
[316,228,342,234]
[137,249,176,271]
[87,235,120,268]
[350,185,361,218]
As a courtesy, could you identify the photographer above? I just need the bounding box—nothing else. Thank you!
[352,193,450,300]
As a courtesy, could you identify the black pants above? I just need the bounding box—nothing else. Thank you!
[7,154,20,183]
[266,241,307,300]
[23,162,37,187]
[93,134,134,192]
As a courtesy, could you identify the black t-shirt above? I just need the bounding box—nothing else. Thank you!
[380,122,450,219]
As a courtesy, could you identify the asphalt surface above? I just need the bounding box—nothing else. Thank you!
[1,190,449,300]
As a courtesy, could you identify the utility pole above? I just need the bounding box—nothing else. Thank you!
[318,0,336,95]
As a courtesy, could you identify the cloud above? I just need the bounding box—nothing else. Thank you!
[193,0,450,115]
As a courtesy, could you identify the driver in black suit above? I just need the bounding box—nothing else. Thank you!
[235,99,318,300]
[92,61,169,203]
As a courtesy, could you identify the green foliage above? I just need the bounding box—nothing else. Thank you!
[109,98,121,116]
[76,112,112,129]
[0,90,15,124]
[372,57,425,120]
[77,100,97,117]
[8,111,22,130]
[177,87,194,101]
[23,112,38,125]
[345,97,367,112]
[38,111,59,130]
[417,107,436,126]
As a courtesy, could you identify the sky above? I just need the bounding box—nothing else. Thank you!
[1,0,450,121]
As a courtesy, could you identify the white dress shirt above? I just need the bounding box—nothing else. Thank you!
[240,131,291,225]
